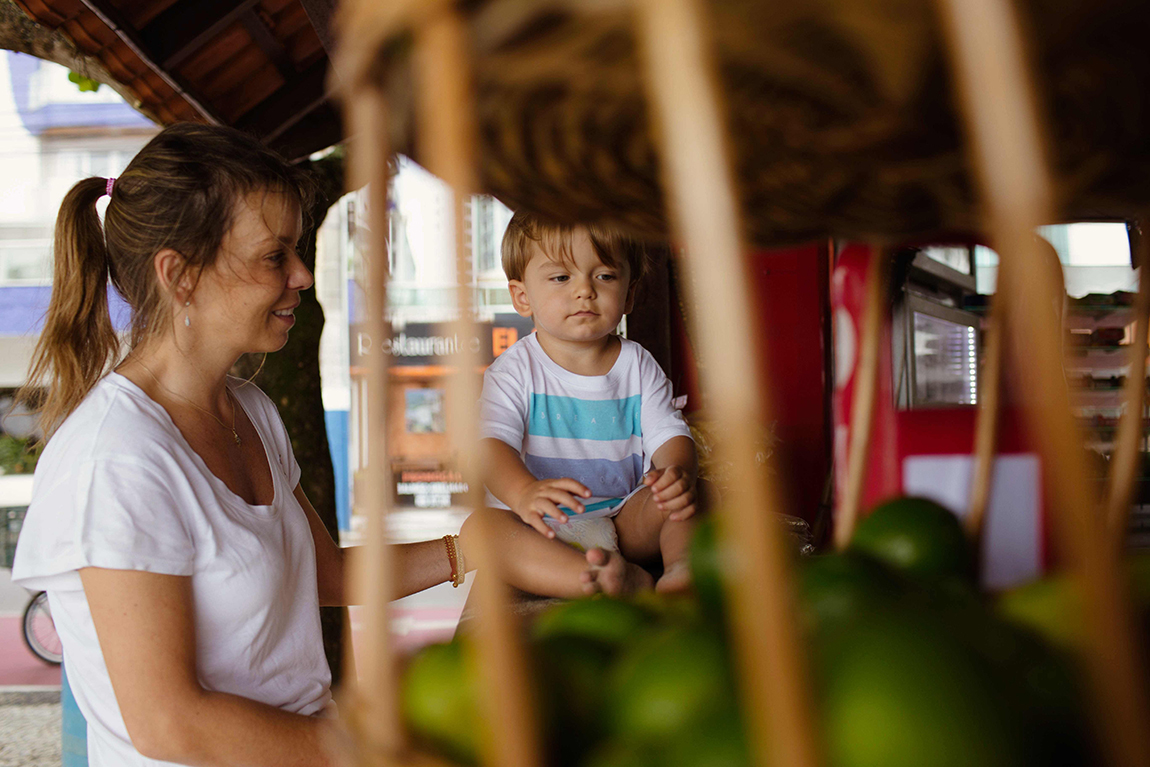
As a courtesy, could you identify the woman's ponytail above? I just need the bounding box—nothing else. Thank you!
[16,123,309,439]
[17,177,120,438]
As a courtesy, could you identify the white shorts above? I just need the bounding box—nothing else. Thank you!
[543,483,647,552]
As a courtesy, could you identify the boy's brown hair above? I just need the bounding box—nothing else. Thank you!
[501,211,648,284]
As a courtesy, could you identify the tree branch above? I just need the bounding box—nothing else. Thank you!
[0,0,160,123]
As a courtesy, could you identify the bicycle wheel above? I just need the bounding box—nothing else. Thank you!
[23,591,62,665]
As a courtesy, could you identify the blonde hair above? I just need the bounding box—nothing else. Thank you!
[18,123,310,438]
[501,211,648,283]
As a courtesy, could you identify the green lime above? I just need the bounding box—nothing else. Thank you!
[995,574,1082,653]
[533,636,614,767]
[796,552,909,635]
[998,554,1150,656]
[608,625,736,743]
[663,713,751,767]
[819,612,1025,767]
[849,497,974,582]
[938,603,1094,766]
[400,640,480,764]
[583,740,660,767]
[532,596,653,646]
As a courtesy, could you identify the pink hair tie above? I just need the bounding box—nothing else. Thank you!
[105,177,115,197]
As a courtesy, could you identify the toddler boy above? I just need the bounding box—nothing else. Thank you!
[466,211,699,597]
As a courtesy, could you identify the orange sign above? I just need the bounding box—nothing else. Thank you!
[493,327,518,357]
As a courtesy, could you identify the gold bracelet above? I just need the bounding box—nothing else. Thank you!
[452,534,466,583]
[443,534,464,588]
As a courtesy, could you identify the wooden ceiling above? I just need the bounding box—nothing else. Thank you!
[14,0,340,161]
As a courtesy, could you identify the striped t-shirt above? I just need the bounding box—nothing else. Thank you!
[479,333,693,520]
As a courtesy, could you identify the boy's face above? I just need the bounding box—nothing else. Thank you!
[508,227,636,348]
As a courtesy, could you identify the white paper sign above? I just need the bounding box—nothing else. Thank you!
[902,454,1041,590]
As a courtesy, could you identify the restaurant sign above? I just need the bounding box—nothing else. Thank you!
[352,314,534,368]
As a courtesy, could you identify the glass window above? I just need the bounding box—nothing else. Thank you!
[913,313,978,406]
[405,388,446,434]
[0,241,51,283]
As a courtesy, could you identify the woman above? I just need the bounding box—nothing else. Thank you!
[11,123,465,766]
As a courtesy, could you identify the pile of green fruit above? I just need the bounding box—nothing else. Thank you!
[402,497,1150,767]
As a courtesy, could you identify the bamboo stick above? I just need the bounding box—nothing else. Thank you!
[934,1,1150,765]
[966,294,1003,538]
[833,247,888,550]
[633,2,821,766]
[413,9,543,767]
[1105,224,1150,541]
[342,84,404,765]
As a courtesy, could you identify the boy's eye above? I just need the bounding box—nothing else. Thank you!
[596,273,617,281]
[550,274,569,283]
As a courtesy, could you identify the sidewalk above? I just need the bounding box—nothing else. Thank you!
[0,690,61,767]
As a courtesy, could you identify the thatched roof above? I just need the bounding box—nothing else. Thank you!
[355,0,1150,246]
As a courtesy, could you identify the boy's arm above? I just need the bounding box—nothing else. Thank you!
[480,438,591,538]
[645,435,700,521]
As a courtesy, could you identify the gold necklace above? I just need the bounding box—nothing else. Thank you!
[135,361,242,446]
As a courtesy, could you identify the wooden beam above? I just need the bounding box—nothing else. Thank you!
[235,58,329,144]
[268,102,344,162]
[139,0,261,70]
[78,0,224,124]
[634,1,822,766]
[239,8,296,81]
[299,0,338,58]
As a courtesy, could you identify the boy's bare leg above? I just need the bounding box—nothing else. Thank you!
[460,507,652,599]
[612,487,696,593]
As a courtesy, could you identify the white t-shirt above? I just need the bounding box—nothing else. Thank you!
[12,373,332,767]
[479,333,692,520]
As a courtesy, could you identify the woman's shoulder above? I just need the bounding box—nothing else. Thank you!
[44,373,182,466]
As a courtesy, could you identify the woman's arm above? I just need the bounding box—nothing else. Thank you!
[79,567,340,767]
[293,484,462,603]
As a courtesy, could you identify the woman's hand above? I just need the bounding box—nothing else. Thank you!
[512,477,592,537]
[643,465,697,522]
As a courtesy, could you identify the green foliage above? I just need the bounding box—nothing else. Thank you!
[0,434,42,475]
[67,71,101,92]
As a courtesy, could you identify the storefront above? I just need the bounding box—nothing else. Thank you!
[349,313,534,510]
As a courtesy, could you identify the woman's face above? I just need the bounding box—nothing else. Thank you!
[190,190,312,356]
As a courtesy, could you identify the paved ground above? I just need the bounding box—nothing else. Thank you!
[0,691,60,767]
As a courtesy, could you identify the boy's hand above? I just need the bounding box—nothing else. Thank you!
[512,478,592,538]
[643,466,697,522]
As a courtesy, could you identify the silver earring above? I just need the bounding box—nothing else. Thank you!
[184,300,190,327]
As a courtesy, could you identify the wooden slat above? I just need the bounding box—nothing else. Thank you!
[240,8,297,81]
[267,102,345,163]
[633,1,821,766]
[139,0,261,71]
[1106,224,1150,540]
[299,0,338,57]
[413,6,543,767]
[234,58,330,143]
[833,246,887,550]
[342,84,404,764]
[934,1,1150,766]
